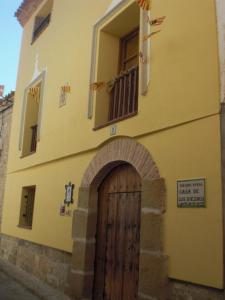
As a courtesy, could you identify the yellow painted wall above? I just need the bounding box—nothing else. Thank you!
[95,31,120,127]
[2,114,223,288]
[7,0,220,172]
[139,115,223,288]
[2,0,223,290]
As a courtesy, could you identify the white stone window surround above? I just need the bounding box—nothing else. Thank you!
[87,0,151,119]
[215,0,225,103]
[19,70,46,151]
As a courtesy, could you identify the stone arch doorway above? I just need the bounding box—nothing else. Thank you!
[68,138,168,300]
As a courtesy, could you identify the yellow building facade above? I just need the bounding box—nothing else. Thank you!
[1,0,225,299]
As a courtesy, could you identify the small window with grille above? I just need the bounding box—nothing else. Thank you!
[32,0,53,43]
[19,186,36,229]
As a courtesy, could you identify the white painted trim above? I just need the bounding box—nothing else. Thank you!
[105,0,124,14]
[19,88,29,151]
[19,70,46,151]
[87,0,131,119]
[140,9,151,95]
[37,70,46,141]
[88,1,151,118]
[215,0,225,103]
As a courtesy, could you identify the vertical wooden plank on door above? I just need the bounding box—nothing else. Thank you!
[122,192,141,300]
[104,193,118,300]
[115,193,128,299]
[93,183,108,299]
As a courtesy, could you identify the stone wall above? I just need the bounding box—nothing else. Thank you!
[0,101,13,231]
[0,234,72,292]
[168,279,224,300]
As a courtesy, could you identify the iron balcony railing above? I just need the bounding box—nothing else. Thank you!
[30,125,38,153]
[108,65,139,122]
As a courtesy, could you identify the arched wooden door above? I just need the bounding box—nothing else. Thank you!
[93,163,142,300]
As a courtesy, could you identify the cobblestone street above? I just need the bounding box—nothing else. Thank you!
[0,269,40,300]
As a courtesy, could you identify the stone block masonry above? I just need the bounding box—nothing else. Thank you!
[168,279,225,300]
[0,234,72,293]
[0,93,13,232]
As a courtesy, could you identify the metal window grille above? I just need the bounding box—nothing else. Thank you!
[108,65,139,122]
[32,14,51,42]
[30,125,38,153]
[20,187,36,228]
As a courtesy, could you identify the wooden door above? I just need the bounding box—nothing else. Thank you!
[108,28,139,122]
[93,164,141,300]
[120,28,139,72]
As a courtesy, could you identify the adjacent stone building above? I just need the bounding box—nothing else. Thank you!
[0,92,14,231]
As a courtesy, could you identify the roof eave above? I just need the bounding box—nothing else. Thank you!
[15,0,44,27]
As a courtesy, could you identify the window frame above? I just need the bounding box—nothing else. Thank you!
[88,0,151,120]
[31,0,53,44]
[19,70,46,156]
[32,13,51,44]
[18,185,36,230]
[119,27,139,72]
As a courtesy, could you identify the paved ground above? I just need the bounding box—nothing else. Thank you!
[0,269,40,300]
[0,259,71,300]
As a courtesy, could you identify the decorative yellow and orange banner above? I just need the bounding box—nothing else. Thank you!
[29,87,40,102]
[143,30,161,41]
[143,16,166,42]
[61,85,71,93]
[136,0,151,11]
[148,16,166,26]
[90,81,106,91]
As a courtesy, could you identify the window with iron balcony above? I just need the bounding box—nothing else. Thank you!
[94,3,140,129]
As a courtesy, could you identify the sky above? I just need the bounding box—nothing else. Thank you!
[0,0,23,96]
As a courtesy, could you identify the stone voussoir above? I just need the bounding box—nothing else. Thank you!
[81,138,160,188]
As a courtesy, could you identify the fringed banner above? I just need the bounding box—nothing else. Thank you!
[148,16,166,26]
[59,84,71,107]
[29,87,40,103]
[136,0,151,11]
[143,30,161,41]
[61,85,71,93]
[90,81,106,91]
